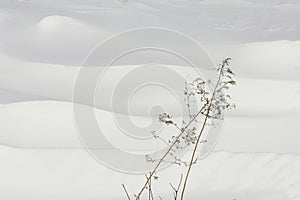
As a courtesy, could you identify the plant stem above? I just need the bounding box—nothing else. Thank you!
[180,61,226,200]
[179,103,212,200]
[122,184,131,200]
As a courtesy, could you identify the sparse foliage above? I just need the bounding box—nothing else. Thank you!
[124,58,236,200]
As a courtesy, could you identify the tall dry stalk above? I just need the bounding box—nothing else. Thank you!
[133,58,235,200]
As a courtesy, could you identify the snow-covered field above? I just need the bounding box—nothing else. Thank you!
[0,0,299,199]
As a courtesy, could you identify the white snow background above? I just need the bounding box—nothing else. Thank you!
[0,0,299,199]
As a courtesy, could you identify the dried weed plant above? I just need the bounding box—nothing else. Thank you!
[123,58,236,200]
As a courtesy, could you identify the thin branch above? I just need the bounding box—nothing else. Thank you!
[122,184,131,200]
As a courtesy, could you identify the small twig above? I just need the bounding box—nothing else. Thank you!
[184,78,192,121]
[122,184,131,200]
[169,174,183,200]
[151,131,171,148]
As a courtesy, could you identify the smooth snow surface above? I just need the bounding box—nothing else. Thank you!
[0,0,299,199]
[0,146,299,200]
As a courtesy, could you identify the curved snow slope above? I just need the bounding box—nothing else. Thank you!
[0,100,299,155]
[0,147,298,200]
[0,40,299,150]
[0,49,299,116]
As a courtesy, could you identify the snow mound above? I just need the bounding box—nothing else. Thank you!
[231,41,300,80]
[36,15,95,33]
